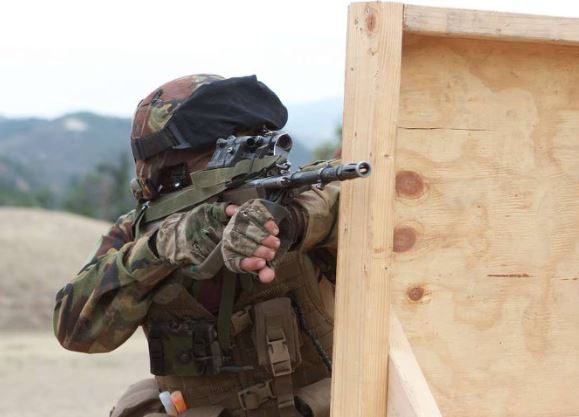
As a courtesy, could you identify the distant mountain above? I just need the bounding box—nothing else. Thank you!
[0,99,342,202]
[285,97,343,150]
[0,116,47,139]
[0,156,48,206]
[0,112,130,195]
[0,157,36,191]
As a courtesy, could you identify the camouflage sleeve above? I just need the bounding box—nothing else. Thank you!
[291,171,340,252]
[53,210,176,353]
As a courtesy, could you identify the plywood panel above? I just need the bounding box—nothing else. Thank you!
[392,33,579,416]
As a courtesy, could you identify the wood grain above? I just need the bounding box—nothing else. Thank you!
[404,4,579,45]
[331,2,403,417]
[393,33,579,416]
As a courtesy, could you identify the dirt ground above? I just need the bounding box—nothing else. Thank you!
[0,209,149,416]
[0,330,151,417]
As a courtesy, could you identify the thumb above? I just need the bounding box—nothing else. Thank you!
[225,204,239,217]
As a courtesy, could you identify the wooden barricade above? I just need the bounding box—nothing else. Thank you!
[332,3,579,416]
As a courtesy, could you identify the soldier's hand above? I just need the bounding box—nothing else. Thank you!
[222,199,283,283]
[156,202,232,266]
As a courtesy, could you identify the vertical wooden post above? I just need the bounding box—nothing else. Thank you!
[331,2,403,417]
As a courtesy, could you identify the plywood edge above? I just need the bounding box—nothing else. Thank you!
[387,315,442,417]
[404,4,579,45]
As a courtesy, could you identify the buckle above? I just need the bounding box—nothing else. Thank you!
[238,380,275,410]
[267,334,293,376]
[277,397,296,409]
[231,307,252,336]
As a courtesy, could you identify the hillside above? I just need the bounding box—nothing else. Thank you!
[0,110,322,203]
[0,208,110,330]
[0,113,131,195]
[286,98,343,149]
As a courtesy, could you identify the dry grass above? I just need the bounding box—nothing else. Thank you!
[0,208,150,416]
[0,331,150,417]
[0,207,111,330]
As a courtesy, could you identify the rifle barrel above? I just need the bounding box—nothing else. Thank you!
[254,161,372,190]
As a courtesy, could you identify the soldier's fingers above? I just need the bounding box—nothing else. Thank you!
[260,235,280,250]
[252,245,276,261]
[258,267,276,283]
[225,204,239,217]
[264,220,279,236]
[240,257,267,272]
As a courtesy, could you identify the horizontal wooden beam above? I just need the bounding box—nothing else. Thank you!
[387,315,442,417]
[404,4,579,45]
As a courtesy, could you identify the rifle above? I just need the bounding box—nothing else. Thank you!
[138,131,371,279]
[209,132,370,203]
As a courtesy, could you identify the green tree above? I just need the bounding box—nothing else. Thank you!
[0,157,56,208]
[63,153,134,221]
[312,125,342,160]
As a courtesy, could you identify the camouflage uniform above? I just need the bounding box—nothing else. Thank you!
[53,74,340,417]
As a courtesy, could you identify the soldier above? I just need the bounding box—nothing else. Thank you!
[53,74,339,417]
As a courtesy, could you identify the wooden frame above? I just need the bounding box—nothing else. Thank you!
[332,3,579,417]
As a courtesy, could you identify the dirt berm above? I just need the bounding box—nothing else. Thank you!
[0,207,110,330]
[0,208,151,417]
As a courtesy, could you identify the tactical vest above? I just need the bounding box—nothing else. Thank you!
[142,248,335,417]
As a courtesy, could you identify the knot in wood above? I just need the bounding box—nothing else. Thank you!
[396,170,425,198]
[407,286,425,302]
[393,226,417,252]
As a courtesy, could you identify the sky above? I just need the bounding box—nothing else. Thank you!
[1,0,579,118]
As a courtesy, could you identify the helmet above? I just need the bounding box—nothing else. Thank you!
[130,74,288,201]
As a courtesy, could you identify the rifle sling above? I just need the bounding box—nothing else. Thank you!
[143,155,282,223]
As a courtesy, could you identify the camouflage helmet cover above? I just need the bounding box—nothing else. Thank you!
[131,74,225,144]
[130,74,288,201]
[131,74,225,201]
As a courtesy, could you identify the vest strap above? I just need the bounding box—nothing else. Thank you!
[147,325,165,376]
[217,270,237,351]
[253,297,302,416]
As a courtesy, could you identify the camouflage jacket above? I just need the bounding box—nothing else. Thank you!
[53,182,339,353]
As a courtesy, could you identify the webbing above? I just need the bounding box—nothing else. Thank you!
[143,155,282,223]
[217,269,237,351]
